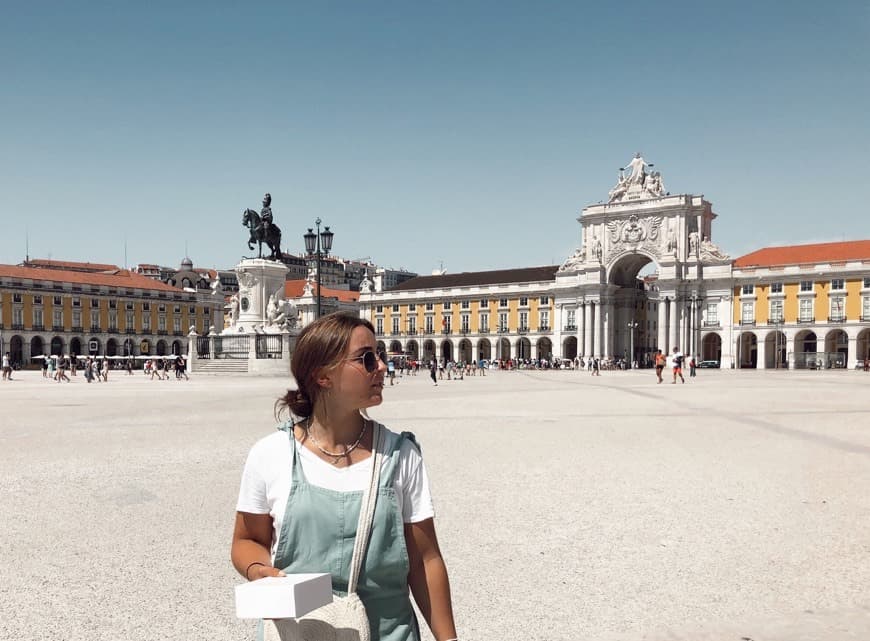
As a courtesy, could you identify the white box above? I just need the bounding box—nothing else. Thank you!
[235,573,333,619]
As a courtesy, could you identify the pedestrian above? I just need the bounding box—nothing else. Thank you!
[231,312,457,641]
[42,354,50,378]
[672,347,686,384]
[592,357,600,376]
[689,355,697,377]
[654,349,666,384]
[57,356,70,382]
[1,352,11,381]
[387,359,396,385]
[429,359,438,386]
[179,356,189,380]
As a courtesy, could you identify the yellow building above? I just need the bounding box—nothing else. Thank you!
[728,241,870,369]
[361,266,571,364]
[0,261,224,368]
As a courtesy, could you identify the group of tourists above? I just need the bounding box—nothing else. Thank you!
[144,357,189,380]
[654,347,697,383]
[20,354,190,383]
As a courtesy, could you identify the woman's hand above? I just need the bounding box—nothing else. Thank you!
[247,562,286,581]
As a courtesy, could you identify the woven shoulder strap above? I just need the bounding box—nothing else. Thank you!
[346,421,384,594]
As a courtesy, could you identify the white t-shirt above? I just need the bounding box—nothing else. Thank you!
[236,426,435,559]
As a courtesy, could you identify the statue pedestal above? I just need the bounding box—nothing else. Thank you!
[228,259,290,334]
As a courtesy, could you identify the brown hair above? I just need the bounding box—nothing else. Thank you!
[276,311,376,420]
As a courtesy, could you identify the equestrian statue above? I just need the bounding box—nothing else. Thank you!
[242,192,283,260]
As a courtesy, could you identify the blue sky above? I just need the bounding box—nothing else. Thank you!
[2,1,868,275]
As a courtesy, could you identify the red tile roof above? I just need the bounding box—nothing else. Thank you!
[734,240,870,268]
[0,264,185,292]
[284,280,359,302]
[22,258,121,272]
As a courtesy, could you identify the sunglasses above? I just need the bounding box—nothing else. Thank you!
[345,350,382,373]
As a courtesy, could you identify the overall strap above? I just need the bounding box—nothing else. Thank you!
[346,421,385,594]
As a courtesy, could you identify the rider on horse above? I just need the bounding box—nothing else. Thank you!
[257,193,273,239]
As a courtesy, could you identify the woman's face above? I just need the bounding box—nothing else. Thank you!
[328,326,386,410]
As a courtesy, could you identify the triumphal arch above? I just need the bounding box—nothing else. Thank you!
[553,154,735,367]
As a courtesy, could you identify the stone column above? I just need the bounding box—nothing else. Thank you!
[187,329,197,372]
[670,299,680,352]
[785,335,794,369]
[583,303,593,357]
[848,335,858,369]
[593,301,602,358]
[756,335,767,370]
[658,298,668,353]
[602,301,612,359]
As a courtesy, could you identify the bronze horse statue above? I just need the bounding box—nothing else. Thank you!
[242,209,283,260]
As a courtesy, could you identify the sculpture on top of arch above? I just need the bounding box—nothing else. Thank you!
[608,153,666,203]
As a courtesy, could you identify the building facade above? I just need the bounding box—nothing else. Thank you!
[360,157,870,369]
[0,263,224,368]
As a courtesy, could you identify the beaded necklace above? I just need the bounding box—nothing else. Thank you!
[306,417,368,465]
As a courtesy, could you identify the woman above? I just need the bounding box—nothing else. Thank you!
[231,312,458,641]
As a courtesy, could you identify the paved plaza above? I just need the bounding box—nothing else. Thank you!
[1,367,869,640]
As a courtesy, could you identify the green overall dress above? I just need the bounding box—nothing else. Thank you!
[261,422,421,641]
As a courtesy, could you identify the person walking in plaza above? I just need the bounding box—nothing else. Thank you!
[2,352,11,381]
[671,347,685,384]
[57,356,70,382]
[231,312,458,641]
[592,357,600,376]
[654,349,666,384]
[42,354,49,378]
[429,359,438,386]
[689,355,697,377]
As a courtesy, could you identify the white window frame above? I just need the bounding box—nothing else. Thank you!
[799,298,814,322]
[479,312,489,331]
[539,310,549,330]
[53,309,63,328]
[770,282,783,294]
[800,280,813,292]
[109,311,118,330]
[498,312,508,332]
[90,309,100,329]
[741,301,754,324]
[769,299,784,322]
[407,316,416,334]
[741,284,754,295]
[375,317,384,335]
[705,302,719,325]
[829,296,845,321]
[830,278,845,291]
[33,307,44,328]
[519,311,529,330]
[391,316,400,335]
[460,314,470,333]
[424,316,433,334]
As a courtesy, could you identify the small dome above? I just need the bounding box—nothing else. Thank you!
[180,256,193,270]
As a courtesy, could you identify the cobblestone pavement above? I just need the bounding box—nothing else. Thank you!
[1,367,868,640]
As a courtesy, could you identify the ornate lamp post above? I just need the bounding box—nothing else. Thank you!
[303,218,334,320]
[627,321,638,368]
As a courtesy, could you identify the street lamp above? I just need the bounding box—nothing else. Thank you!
[627,321,638,369]
[303,218,334,320]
